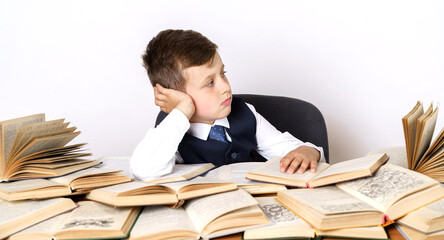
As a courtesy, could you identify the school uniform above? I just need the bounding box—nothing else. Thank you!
[130,97,324,181]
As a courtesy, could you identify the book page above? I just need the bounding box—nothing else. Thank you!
[249,156,330,182]
[281,186,377,215]
[337,164,438,212]
[413,105,439,167]
[0,178,61,193]
[367,146,408,169]
[12,132,80,162]
[50,167,121,186]
[129,206,197,239]
[10,210,68,237]
[56,201,134,232]
[11,127,76,161]
[402,101,423,166]
[0,197,66,225]
[313,153,386,180]
[162,176,231,191]
[97,156,134,179]
[205,162,267,185]
[418,126,444,170]
[10,119,67,161]
[184,189,258,233]
[147,163,214,184]
[93,181,152,194]
[246,197,318,239]
[256,196,312,228]
[0,114,45,170]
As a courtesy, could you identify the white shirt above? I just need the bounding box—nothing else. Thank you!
[129,103,325,181]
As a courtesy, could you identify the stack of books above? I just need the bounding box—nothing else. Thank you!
[2,113,444,240]
[396,196,444,240]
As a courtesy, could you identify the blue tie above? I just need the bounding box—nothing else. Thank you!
[209,125,229,143]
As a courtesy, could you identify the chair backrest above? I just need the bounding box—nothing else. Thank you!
[155,94,329,163]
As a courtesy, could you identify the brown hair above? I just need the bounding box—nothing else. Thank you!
[142,29,218,91]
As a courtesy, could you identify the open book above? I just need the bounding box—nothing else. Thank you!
[97,156,215,183]
[0,197,76,239]
[128,189,270,240]
[277,164,444,231]
[397,196,444,234]
[204,162,287,194]
[9,200,141,240]
[246,153,388,188]
[402,101,444,181]
[145,163,215,184]
[0,167,131,201]
[244,197,388,240]
[86,176,237,207]
[0,113,97,182]
[396,223,444,240]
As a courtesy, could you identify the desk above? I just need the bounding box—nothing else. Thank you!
[213,225,406,240]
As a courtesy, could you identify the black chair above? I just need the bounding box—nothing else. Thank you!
[155,94,329,163]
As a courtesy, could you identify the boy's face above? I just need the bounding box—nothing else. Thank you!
[183,52,232,124]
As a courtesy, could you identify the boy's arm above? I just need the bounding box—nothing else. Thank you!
[129,109,189,181]
[129,84,195,181]
[247,103,325,174]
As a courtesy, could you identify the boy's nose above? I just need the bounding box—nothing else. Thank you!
[220,79,231,94]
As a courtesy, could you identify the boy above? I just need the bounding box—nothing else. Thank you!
[130,29,325,181]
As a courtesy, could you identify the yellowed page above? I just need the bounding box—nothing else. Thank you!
[10,119,67,161]
[56,201,134,232]
[317,226,388,239]
[312,153,386,181]
[0,114,45,178]
[280,186,378,215]
[184,189,258,233]
[244,197,315,239]
[50,167,121,188]
[337,163,438,212]
[146,163,214,184]
[129,206,198,239]
[8,209,69,239]
[206,162,267,185]
[11,132,80,163]
[162,176,231,191]
[402,101,423,167]
[97,156,134,180]
[11,127,76,161]
[418,126,444,170]
[0,179,61,193]
[247,156,330,186]
[397,197,444,233]
[0,197,75,239]
[413,104,439,169]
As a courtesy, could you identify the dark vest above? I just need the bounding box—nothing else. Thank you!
[178,97,257,166]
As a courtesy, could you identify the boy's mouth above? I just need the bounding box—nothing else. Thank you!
[222,97,232,106]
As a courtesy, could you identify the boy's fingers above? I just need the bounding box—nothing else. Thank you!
[280,157,292,173]
[296,160,309,174]
[154,99,164,107]
[155,84,168,95]
[310,160,318,173]
[287,158,303,174]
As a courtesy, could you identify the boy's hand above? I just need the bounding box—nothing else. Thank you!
[154,84,195,120]
[280,146,320,174]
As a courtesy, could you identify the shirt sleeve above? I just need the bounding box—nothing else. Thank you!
[129,109,189,181]
[246,103,326,162]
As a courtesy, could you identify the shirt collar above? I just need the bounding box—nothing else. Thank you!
[188,117,230,141]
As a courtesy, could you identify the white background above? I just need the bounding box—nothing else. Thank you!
[1,0,443,163]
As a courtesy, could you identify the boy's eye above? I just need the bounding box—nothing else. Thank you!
[206,80,214,87]
[221,71,227,78]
